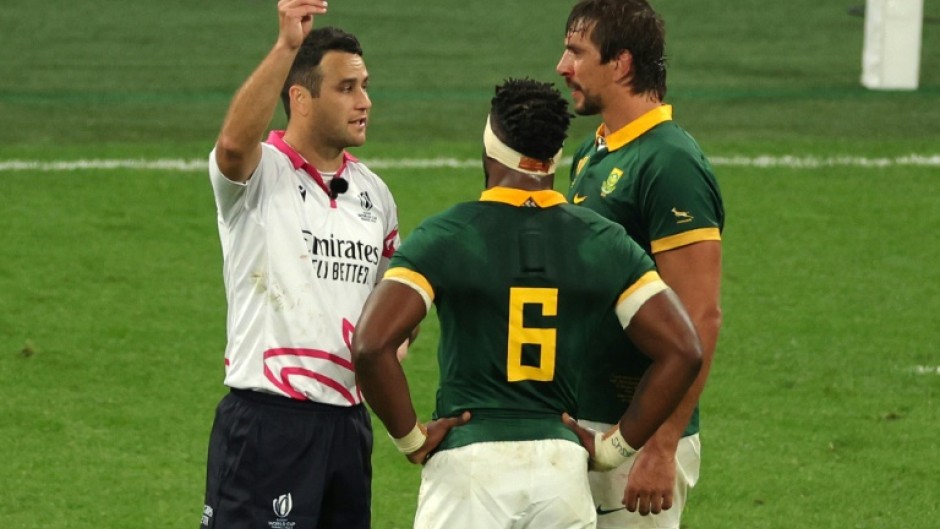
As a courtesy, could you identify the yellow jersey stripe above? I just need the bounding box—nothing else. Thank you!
[650,227,722,254]
[616,271,662,306]
[383,267,434,310]
[615,271,668,328]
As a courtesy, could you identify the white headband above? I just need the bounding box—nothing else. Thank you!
[484,116,563,177]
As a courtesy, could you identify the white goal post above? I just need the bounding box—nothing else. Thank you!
[861,0,924,90]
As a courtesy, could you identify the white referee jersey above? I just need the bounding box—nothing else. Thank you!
[209,130,400,406]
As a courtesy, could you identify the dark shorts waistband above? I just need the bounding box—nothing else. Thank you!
[230,388,363,414]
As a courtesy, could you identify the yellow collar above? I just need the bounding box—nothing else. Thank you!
[596,105,673,151]
[480,187,568,207]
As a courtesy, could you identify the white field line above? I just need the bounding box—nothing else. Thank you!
[710,154,940,168]
[1,154,940,172]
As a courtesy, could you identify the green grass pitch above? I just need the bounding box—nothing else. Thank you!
[1,1,938,528]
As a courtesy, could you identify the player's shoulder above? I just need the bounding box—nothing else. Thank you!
[557,203,627,237]
[641,121,708,160]
[558,204,648,261]
[636,122,718,186]
[417,201,485,230]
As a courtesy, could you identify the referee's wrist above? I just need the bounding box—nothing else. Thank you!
[592,424,638,471]
[389,421,427,455]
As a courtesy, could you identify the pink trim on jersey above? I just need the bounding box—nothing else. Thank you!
[263,362,358,405]
[341,318,364,403]
[279,367,357,404]
[262,347,358,404]
[265,130,359,209]
[263,347,355,370]
[383,228,399,258]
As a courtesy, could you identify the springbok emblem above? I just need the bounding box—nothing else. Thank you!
[671,207,694,223]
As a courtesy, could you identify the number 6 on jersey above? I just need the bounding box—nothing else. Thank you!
[507,287,558,382]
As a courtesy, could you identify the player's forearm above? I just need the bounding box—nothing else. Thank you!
[644,349,714,450]
[353,281,429,436]
[355,349,419,437]
[645,311,720,449]
[619,343,702,449]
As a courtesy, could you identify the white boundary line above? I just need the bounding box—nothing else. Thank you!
[1,154,939,172]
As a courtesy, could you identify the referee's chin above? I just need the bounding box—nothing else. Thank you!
[345,125,368,148]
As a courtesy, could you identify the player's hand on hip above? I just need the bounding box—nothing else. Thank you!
[277,0,328,49]
[623,447,676,515]
[406,411,472,465]
[562,412,600,467]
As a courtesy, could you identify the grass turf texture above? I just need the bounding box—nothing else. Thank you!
[1,0,939,528]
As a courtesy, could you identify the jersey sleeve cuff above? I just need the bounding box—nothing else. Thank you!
[615,271,668,328]
[650,227,721,254]
[383,267,434,311]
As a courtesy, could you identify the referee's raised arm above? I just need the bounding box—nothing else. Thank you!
[214,0,327,182]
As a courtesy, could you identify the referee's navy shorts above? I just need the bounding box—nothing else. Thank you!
[200,389,372,529]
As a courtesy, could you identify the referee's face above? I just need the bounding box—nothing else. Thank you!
[308,51,372,149]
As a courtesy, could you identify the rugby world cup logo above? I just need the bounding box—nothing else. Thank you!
[273,493,293,518]
[359,191,373,210]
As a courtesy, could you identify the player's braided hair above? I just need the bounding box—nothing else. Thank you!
[490,78,572,161]
[566,0,667,100]
[280,27,363,118]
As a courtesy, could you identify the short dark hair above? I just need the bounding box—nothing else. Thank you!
[566,0,667,100]
[280,27,363,118]
[489,78,572,161]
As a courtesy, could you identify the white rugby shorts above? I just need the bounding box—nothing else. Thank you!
[580,419,701,529]
[414,439,595,529]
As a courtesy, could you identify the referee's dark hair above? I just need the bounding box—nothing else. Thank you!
[281,26,363,119]
[490,78,572,161]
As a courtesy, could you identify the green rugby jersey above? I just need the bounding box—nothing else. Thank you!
[567,105,724,435]
[385,187,662,451]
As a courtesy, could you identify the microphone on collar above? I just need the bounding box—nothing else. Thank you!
[329,177,349,199]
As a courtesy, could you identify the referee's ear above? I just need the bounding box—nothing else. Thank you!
[287,85,314,120]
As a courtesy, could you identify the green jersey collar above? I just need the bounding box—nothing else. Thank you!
[480,187,568,208]
[596,105,673,152]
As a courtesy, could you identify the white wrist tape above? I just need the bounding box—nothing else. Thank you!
[593,426,638,471]
[390,421,427,455]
